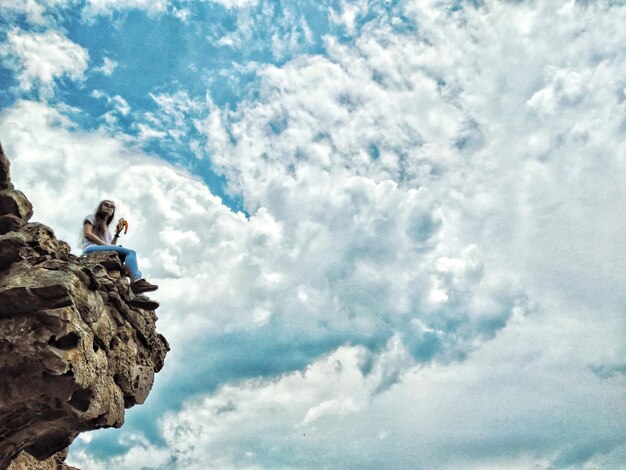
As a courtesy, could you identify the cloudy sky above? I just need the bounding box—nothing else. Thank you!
[1,0,625,468]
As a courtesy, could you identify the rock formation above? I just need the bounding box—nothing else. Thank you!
[0,143,169,470]
[7,449,77,470]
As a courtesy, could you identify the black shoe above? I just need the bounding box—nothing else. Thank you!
[129,294,160,310]
[131,278,158,294]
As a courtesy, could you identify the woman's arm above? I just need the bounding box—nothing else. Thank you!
[111,218,126,246]
[83,222,108,246]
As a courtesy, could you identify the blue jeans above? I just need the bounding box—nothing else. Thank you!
[83,245,142,280]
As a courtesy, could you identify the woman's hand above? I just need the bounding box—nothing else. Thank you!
[115,218,129,236]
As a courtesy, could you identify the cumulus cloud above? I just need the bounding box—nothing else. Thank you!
[67,320,626,469]
[1,0,186,22]
[92,90,130,113]
[172,6,191,22]
[144,91,205,143]
[101,342,410,468]
[93,57,118,76]
[202,1,626,319]
[213,1,320,61]
[329,0,368,35]
[1,93,526,467]
[202,39,464,209]
[90,90,132,128]
[0,0,49,24]
[210,0,259,9]
[83,0,170,17]
[2,0,626,468]
[172,0,626,466]
[0,0,71,25]
[3,99,518,357]
[0,28,89,95]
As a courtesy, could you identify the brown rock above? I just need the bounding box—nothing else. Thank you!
[0,143,169,470]
[0,190,33,226]
[0,143,14,191]
[7,449,77,470]
[0,215,24,235]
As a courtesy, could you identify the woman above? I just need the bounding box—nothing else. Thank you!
[82,200,158,298]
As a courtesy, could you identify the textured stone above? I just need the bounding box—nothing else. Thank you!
[0,190,33,228]
[0,144,13,191]
[0,144,169,470]
[7,449,77,470]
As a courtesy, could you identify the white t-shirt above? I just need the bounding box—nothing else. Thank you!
[83,214,113,249]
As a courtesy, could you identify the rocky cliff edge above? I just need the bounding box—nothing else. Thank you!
[0,143,169,469]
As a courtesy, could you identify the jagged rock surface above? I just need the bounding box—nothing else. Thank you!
[7,450,77,470]
[0,143,169,470]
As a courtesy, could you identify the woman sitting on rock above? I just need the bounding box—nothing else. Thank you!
[81,200,158,301]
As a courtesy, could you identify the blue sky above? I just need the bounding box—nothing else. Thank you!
[1,0,626,468]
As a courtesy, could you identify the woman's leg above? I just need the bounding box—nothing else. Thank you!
[83,245,143,280]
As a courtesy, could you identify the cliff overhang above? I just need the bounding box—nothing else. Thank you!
[0,143,169,469]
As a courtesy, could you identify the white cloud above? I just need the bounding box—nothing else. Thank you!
[83,0,170,17]
[202,41,463,208]
[90,90,132,129]
[91,90,131,115]
[0,0,47,24]
[68,341,410,468]
[210,0,259,9]
[172,6,191,22]
[2,0,626,468]
[67,315,626,468]
[93,57,118,76]
[1,101,526,467]
[329,0,368,35]
[2,0,188,21]
[0,99,232,342]
[111,95,131,115]
[1,95,527,467]
[213,2,318,61]
[0,28,89,95]
[0,0,71,25]
[183,0,626,466]
[147,91,205,140]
